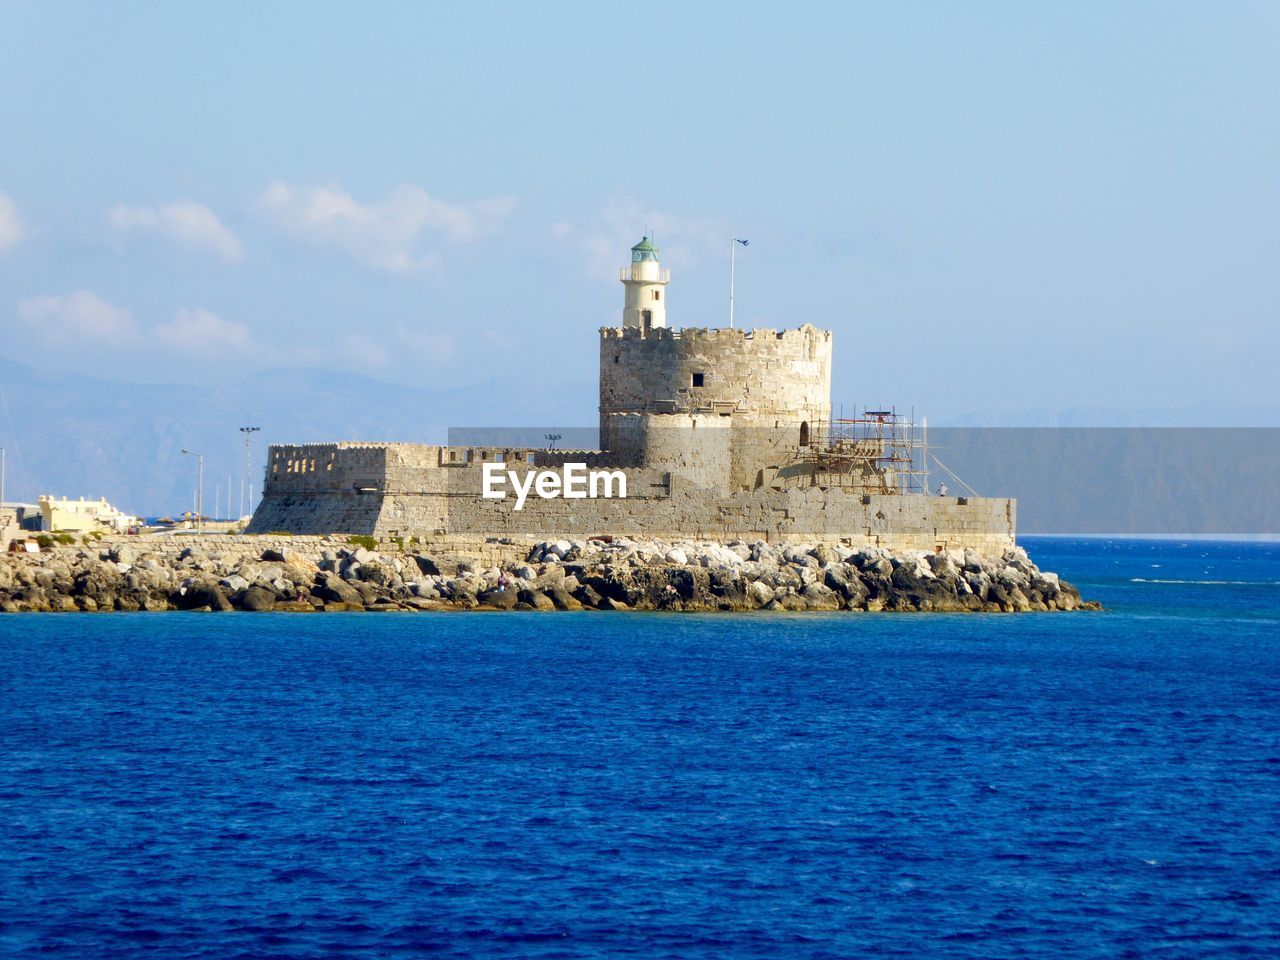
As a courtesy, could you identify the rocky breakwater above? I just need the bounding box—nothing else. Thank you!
[0,538,1098,613]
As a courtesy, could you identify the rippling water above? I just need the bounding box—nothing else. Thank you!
[2,537,1278,958]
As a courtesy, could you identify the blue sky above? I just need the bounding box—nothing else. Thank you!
[1,1,1276,423]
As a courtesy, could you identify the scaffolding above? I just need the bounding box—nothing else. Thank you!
[799,407,931,496]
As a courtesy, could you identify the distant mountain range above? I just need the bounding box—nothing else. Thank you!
[0,355,595,516]
[2,353,1274,523]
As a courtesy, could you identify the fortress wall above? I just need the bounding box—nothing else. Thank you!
[249,443,392,534]
[605,414,732,492]
[376,464,1015,552]
[251,442,1014,552]
[254,442,620,536]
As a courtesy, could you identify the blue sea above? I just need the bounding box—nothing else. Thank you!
[2,537,1278,958]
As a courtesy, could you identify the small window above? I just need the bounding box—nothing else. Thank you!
[653,290,660,301]
[799,421,810,447]
[614,355,620,364]
[691,372,705,388]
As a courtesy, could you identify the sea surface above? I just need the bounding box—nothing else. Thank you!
[1,537,1278,958]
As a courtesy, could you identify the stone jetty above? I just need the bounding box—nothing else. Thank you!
[0,536,1098,613]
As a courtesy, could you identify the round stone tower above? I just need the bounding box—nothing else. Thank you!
[600,241,833,491]
[619,235,669,331]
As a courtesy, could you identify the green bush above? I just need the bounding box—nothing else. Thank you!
[36,534,55,550]
[347,534,379,551]
[54,532,75,546]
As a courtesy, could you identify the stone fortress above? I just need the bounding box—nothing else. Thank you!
[248,238,1016,553]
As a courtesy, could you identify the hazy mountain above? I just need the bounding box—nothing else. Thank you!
[0,355,595,516]
[4,351,1274,526]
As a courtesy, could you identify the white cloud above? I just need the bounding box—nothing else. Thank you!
[16,291,138,344]
[108,200,243,262]
[0,191,22,255]
[258,180,514,272]
[12,294,257,366]
[552,196,728,279]
[154,307,254,354]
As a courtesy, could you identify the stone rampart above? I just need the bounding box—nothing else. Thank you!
[249,441,1015,553]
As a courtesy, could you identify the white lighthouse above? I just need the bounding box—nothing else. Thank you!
[620,235,670,331]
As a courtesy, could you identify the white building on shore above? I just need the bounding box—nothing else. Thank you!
[37,495,140,534]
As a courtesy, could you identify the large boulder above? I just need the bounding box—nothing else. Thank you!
[746,580,775,607]
[667,566,711,604]
[312,571,363,607]
[545,586,584,611]
[708,570,747,609]
[799,582,841,610]
[823,565,868,606]
[171,578,233,612]
[517,588,557,611]
[239,584,277,612]
[477,587,517,610]
[810,544,843,566]
[413,554,465,577]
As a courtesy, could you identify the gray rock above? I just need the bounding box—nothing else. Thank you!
[478,587,517,609]
[219,574,249,594]
[239,584,277,612]
[517,588,557,611]
[312,571,363,607]
[810,544,843,565]
[800,581,841,610]
[926,553,958,578]
[173,578,233,612]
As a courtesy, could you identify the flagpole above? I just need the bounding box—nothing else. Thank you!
[729,235,737,328]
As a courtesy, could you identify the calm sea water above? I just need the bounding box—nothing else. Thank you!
[1,537,1278,958]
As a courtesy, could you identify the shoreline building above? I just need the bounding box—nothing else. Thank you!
[37,495,140,535]
[249,238,1015,552]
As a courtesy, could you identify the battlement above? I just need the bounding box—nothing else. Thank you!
[600,323,831,344]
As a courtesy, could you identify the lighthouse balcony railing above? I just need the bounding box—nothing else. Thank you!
[620,267,670,283]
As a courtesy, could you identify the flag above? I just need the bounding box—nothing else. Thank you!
[735,238,749,246]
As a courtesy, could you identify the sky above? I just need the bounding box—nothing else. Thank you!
[0,1,1277,425]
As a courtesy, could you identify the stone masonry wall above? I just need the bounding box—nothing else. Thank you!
[429,482,1015,553]
[599,324,833,490]
[250,441,1016,553]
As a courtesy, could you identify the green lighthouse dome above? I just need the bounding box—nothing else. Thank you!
[631,235,659,263]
